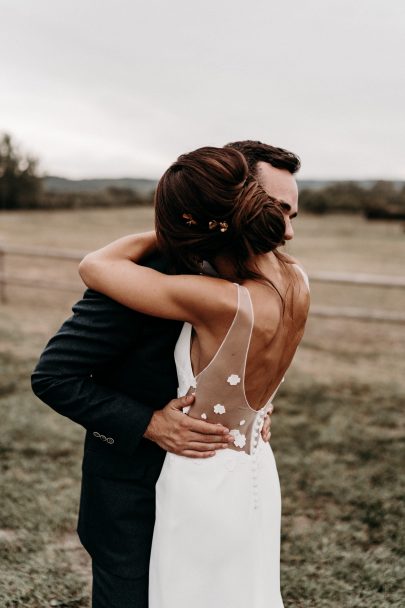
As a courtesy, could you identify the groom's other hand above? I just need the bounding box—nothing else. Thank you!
[144,395,233,458]
[261,405,273,442]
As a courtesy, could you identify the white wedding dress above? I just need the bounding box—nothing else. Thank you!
[149,268,309,608]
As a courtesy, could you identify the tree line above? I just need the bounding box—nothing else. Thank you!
[299,181,405,219]
[1,132,404,218]
[0,133,153,210]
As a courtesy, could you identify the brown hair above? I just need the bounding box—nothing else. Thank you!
[154,146,287,290]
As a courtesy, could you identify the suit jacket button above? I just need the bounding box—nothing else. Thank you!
[93,432,100,438]
[107,437,114,444]
[100,435,107,441]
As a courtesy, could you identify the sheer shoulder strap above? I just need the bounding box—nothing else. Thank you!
[196,284,253,381]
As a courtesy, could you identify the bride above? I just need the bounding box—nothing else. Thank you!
[79,146,310,607]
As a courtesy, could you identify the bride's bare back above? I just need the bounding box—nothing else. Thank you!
[189,260,310,412]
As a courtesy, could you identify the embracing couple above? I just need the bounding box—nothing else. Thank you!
[32,140,310,608]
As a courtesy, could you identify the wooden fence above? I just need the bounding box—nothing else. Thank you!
[1,244,405,322]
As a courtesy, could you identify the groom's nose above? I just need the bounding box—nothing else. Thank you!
[284,219,294,240]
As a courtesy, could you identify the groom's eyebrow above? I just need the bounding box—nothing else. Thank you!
[279,200,298,219]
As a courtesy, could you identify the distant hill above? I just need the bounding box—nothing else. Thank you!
[44,176,158,195]
[44,176,405,194]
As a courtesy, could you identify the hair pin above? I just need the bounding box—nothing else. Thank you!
[182,213,198,226]
[209,220,229,233]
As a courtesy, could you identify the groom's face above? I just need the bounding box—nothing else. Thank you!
[255,161,298,243]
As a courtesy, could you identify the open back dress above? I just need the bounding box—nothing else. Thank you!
[149,264,310,608]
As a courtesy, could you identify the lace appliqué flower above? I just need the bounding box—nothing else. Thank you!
[227,374,241,386]
[182,405,191,414]
[213,403,226,415]
[229,429,246,449]
[200,413,207,420]
[239,419,246,426]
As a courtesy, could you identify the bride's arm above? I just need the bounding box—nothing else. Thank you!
[82,230,158,264]
[79,231,233,325]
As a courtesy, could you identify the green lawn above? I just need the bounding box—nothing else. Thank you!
[0,208,404,607]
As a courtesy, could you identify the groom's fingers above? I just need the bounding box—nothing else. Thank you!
[189,432,233,444]
[188,442,229,451]
[184,417,229,436]
[261,414,271,438]
[170,394,196,410]
[181,450,217,458]
[180,414,230,438]
[170,397,230,436]
[144,396,230,457]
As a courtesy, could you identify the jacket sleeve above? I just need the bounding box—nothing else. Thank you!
[31,288,154,457]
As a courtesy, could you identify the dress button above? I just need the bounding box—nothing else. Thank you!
[93,432,100,438]
[100,435,107,441]
[107,437,114,444]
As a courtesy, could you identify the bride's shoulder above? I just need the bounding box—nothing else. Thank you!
[291,263,309,290]
[278,251,306,271]
[277,251,299,264]
[278,251,300,266]
[279,253,309,289]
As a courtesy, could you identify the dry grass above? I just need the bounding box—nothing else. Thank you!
[1,208,404,607]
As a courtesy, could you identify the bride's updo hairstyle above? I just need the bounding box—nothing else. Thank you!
[154,146,286,285]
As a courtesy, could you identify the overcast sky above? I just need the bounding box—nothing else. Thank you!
[1,0,404,179]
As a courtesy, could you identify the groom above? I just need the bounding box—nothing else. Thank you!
[31,140,300,608]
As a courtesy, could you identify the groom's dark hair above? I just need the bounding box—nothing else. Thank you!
[224,140,300,175]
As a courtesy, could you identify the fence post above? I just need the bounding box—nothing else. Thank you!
[0,245,6,303]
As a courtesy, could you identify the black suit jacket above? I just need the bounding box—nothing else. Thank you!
[31,252,183,578]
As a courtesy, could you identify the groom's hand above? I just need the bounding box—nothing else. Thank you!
[143,395,234,458]
[261,404,273,442]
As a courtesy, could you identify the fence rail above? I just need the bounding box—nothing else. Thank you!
[1,244,404,322]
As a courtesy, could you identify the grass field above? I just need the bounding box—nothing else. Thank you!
[1,208,404,607]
